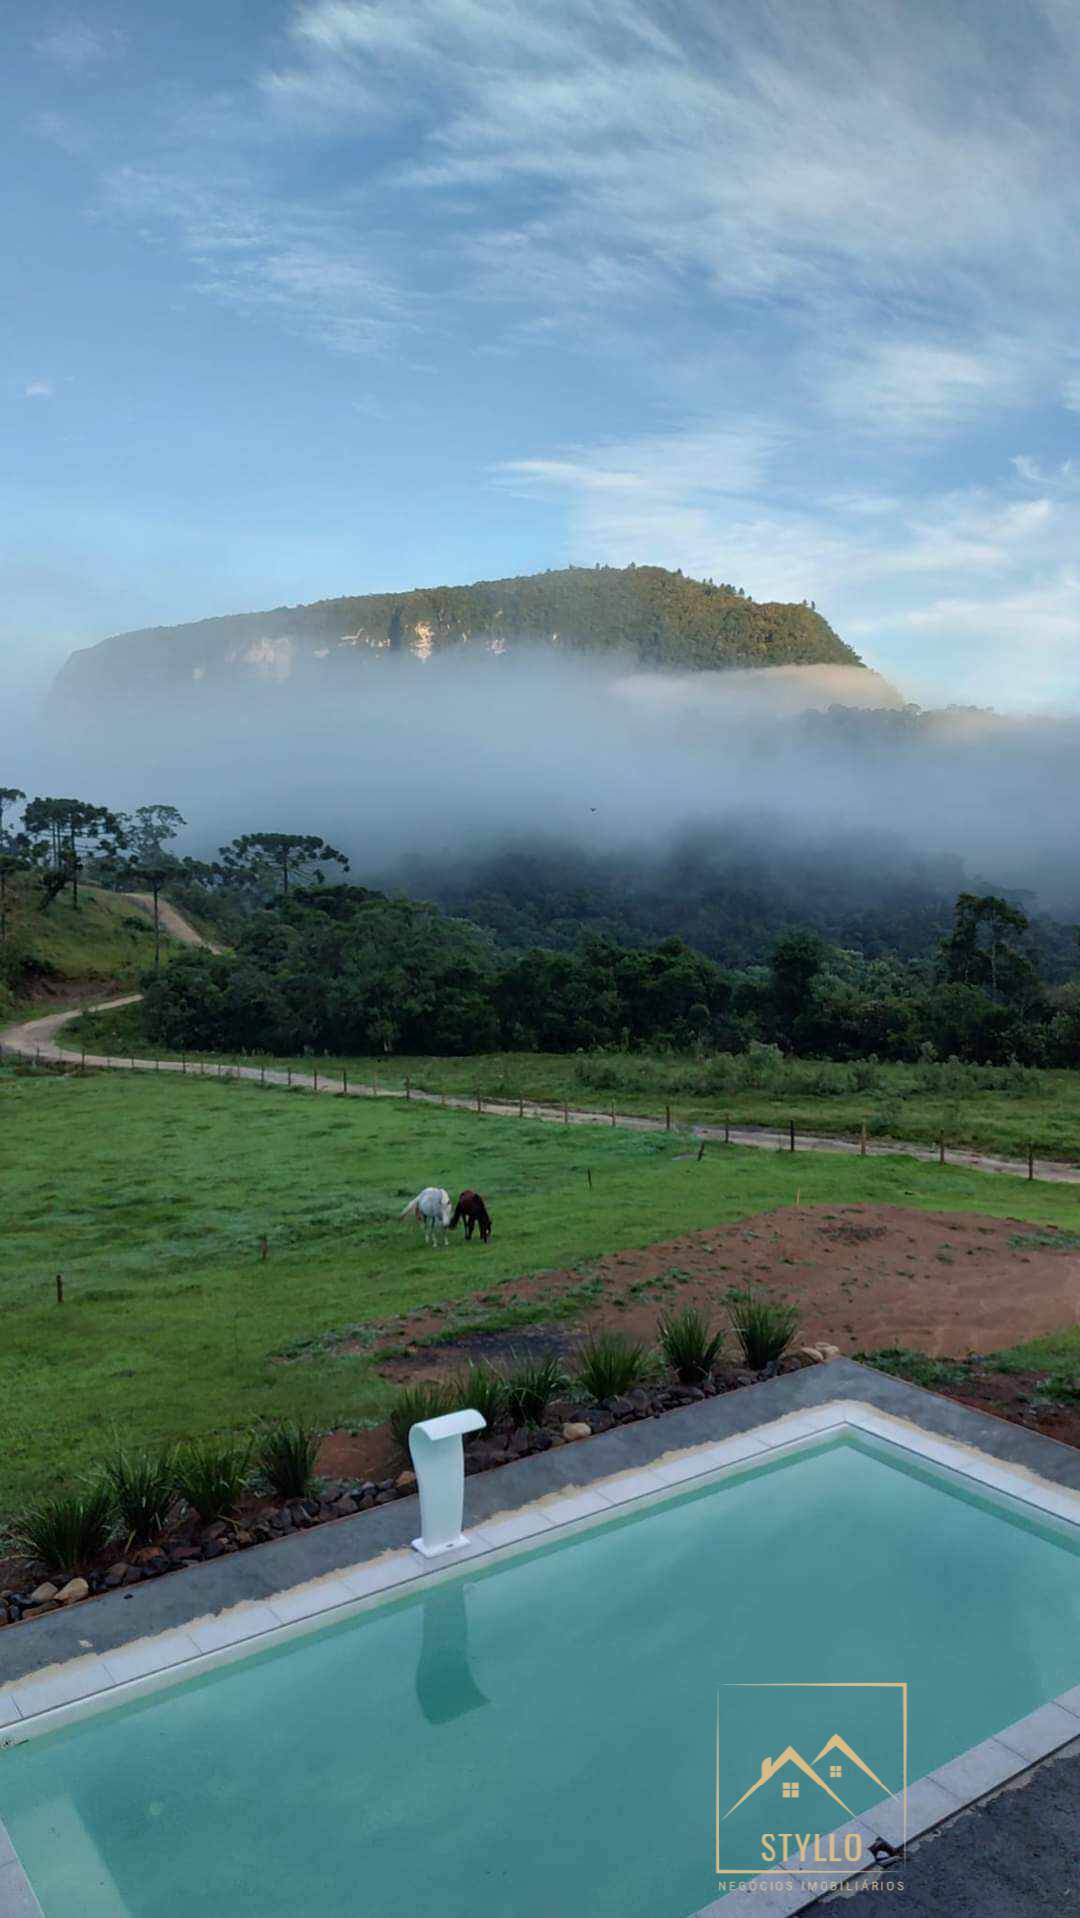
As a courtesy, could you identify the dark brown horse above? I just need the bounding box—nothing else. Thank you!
[450,1190,492,1242]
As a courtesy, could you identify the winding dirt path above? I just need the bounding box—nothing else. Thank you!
[4,963,1080,1188]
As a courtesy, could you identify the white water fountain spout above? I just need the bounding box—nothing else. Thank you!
[409,1408,486,1557]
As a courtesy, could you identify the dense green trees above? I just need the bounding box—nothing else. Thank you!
[138,882,1079,1066]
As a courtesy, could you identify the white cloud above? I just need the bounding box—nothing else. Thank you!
[103,167,408,355]
[24,380,54,399]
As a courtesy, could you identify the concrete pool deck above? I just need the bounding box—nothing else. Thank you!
[2,1358,1080,1914]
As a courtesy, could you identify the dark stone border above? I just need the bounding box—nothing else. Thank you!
[4,1357,1080,1687]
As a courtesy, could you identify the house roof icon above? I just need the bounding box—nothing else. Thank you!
[724,1733,891,1822]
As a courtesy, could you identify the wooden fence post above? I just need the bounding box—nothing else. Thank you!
[261,1063,266,1085]
[476,1092,482,1114]
[405,1076,411,1100]
[181,1051,187,1074]
[313,1067,319,1094]
[81,1048,86,1073]
[287,1066,292,1087]
[725,1111,730,1145]
[860,1120,867,1156]
[789,1118,796,1153]
[342,1068,348,1095]
[563,1103,569,1125]
[519,1096,524,1118]
[56,1274,64,1305]
[939,1133,946,1166]
[1028,1141,1035,1181]
[665,1104,671,1131]
[611,1103,616,1126]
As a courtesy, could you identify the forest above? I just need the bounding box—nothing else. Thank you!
[3,789,1078,1067]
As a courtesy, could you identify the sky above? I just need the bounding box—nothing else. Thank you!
[7,0,1080,716]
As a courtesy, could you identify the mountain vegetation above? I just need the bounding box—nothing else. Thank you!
[51,564,861,704]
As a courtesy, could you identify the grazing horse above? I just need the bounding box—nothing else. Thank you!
[450,1190,492,1243]
[401,1187,453,1247]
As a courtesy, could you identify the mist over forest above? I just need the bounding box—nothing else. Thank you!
[11,648,1077,971]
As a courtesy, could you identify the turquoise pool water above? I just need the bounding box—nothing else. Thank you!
[2,1432,1079,1917]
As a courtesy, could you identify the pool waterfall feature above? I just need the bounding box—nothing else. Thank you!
[1,1366,1079,1918]
[409,1407,487,1556]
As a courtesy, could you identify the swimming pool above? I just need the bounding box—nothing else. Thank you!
[2,1417,1079,1917]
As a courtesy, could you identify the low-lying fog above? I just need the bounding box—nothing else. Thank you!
[10,652,1080,914]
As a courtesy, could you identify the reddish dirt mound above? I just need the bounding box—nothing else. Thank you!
[311,1203,1080,1479]
[366,1203,1080,1368]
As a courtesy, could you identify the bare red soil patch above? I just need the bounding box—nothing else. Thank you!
[368,1203,1080,1368]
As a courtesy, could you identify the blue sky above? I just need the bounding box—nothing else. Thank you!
[7,0,1080,713]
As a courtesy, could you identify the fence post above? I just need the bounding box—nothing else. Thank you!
[725,1111,730,1145]
[939,1133,946,1166]
[405,1076,411,1101]
[55,1273,64,1306]
[665,1104,671,1132]
[1028,1141,1035,1181]
[155,1055,160,1072]
[261,1064,266,1086]
[519,1096,524,1119]
[586,1168,593,1190]
[611,1103,616,1127]
[181,1051,187,1074]
[313,1067,318,1094]
[287,1066,292,1087]
[81,1048,86,1073]
[789,1118,796,1153]
[342,1068,347,1095]
[860,1120,867,1156]
[476,1092,482,1114]
[563,1102,569,1125]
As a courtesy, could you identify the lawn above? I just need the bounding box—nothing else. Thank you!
[3,1064,1080,1511]
[70,1001,1080,1162]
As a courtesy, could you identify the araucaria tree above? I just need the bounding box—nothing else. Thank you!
[218,832,349,898]
[21,797,125,909]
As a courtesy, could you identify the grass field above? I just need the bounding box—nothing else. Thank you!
[3,1064,1079,1512]
[70,1001,1080,1162]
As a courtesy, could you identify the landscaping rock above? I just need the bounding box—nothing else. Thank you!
[56,1578,89,1604]
[562,1422,592,1442]
[104,1562,129,1588]
[395,1470,417,1492]
[626,1388,652,1413]
[375,1490,397,1506]
[29,1582,58,1605]
[21,1602,59,1619]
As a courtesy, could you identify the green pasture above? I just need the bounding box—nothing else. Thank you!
[2,1065,1080,1511]
[71,1002,1080,1162]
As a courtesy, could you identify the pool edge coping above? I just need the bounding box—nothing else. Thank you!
[3,1373,1080,1913]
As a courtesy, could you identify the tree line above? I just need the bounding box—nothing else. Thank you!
[140,879,1080,1066]
[3,785,1078,1064]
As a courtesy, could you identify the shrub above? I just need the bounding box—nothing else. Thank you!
[174,1436,253,1524]
[503,1353,568,1427]
[727,1289,800,1369]
[13,1484,116,1577]
[256,1421,321,1500]
[658,1306,725,1383]
[388,1381,456,1457]
[451,1363,507,1430]
[102,1443,177,1547]
[574,1332,651,1401]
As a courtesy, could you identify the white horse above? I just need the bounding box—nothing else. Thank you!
[401,1186,453,1247]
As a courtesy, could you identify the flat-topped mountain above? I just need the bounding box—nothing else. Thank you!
[51,565,861,706]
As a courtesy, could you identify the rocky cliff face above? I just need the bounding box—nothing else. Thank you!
[50,564,862,710]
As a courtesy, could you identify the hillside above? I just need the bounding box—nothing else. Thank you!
[0,882,187,1018]
[50,565,862,707]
